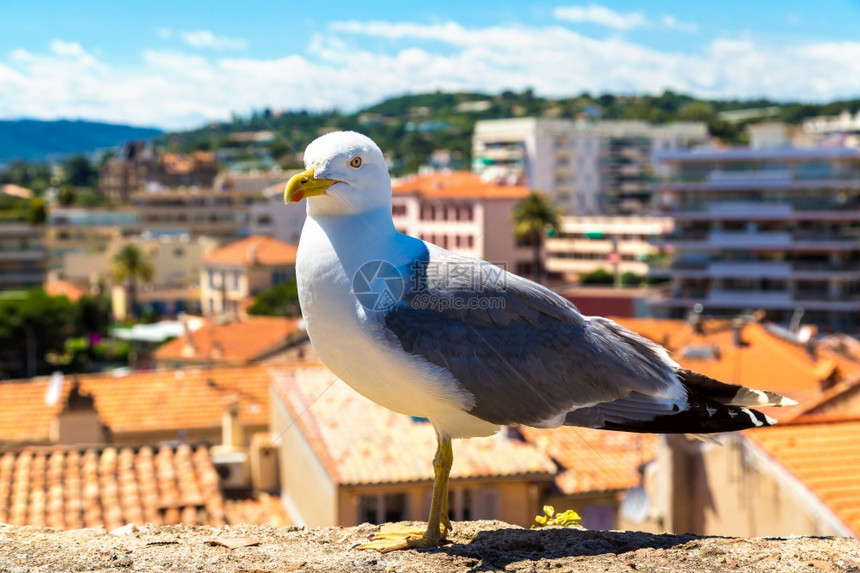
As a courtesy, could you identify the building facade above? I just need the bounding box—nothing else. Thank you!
[650,146,860,333]
[472,118,708,215]
[546,215,674,281]
[200,235,297,316]
[46,208,141,272]
[99,142,218,203]
[131,188,257,242]
[0,223,47,291]
[390,171,535,276]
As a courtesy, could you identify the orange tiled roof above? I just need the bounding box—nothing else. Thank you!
[45,280,86,303]
[155,317,305,365]
[610,318,860,413]
[0,443,291,530]
[0,366,276,443]
[202,235,297,266]
[271,368,556,486]
[0,183,33,199]
[392,171,530,200]
[748,416,860,536]
[519,426,656,495]
[0,443,225,530]
[783,373,860,421]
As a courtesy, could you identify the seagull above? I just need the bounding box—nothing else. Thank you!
[284,131,794,552]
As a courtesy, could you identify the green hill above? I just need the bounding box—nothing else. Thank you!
[0,119,162,165]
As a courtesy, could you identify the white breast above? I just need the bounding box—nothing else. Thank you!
[296,216,499,438]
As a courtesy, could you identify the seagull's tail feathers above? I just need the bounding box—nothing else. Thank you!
[562,369,794,435]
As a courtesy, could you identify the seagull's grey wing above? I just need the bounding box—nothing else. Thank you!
[382,246,683,427]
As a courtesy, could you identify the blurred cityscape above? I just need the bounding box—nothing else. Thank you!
[1,90,859,538]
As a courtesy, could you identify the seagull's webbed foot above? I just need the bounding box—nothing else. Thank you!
[355,523,447,553]
[355,428,454,554]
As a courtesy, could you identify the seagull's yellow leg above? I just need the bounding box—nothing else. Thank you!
[356,431,453,553]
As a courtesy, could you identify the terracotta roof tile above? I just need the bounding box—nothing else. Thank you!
[202,235,297,266]
[154,317,306,365]
[610,318,860,416]
[392,171,530,200]
[0,366,280,443]
[0,444,226,530]
[45,280,86,302]
[271,368,556,486]
[519,426,656,495]
[748,416,860,536]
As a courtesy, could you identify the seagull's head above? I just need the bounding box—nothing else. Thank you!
[284,131,391,217]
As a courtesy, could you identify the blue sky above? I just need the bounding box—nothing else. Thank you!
[2,1,859,130]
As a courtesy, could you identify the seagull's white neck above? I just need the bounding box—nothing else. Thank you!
[306,206,414,277]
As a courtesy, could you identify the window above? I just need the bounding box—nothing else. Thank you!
[208,269,215,288]
[392,204,407,217]
[466,235,474,248]
[233,270,240,291]
[579,503,615,530]
[358,493,408,524]
[272,270,290,285]
[438,488,500,522]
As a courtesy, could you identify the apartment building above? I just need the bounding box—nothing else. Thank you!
[472,118,707,215]
[200,235,297,316]
[391,171,534,275]
[46,208,141,271]
[99,141,218,202]
[0,222,47,291]
[651,146,860,332]
[131,188,257,242]
[545,215,674,281]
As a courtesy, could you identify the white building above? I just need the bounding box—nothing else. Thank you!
[546,216,674,281]
[391,171,535,276]
[651,145,860,333]
[249,182,307,245]
[472,118,708,215]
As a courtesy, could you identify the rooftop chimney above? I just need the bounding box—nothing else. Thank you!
[221,393,244,449]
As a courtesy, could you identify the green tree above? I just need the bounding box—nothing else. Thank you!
[580,268,615,285]
[27,197,47,225]
[62,154,98,188]
[58,185,76,206]
[111,243,154,320]
[0,289,78,378]
[513,192,559,283]
[247,278,300,317]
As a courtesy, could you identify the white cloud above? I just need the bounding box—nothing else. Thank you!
[180,30,248,50]
[553,4,648,30]
[2,25,860,130]
[661,15,698,33]
[553,4,698,33]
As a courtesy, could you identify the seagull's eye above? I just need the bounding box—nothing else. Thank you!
[349,156,362,168]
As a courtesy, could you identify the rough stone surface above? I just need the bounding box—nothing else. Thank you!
[0,520,858,572]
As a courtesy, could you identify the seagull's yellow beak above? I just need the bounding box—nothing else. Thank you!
[284,168,340,203]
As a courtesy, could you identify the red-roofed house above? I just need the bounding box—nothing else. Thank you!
[0,366,276,446]
[270,368,556,528]
[200,235,297,316]
[519,426,657,530]
[154,316,308,368]
[391,171,536,276]
[627,417,860,538]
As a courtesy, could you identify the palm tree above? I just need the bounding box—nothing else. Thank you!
[111,243,154,320]
[513,191,559,283]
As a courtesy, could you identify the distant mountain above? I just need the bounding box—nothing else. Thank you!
[0,119,163,165]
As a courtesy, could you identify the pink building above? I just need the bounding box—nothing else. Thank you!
[391,171,536,275]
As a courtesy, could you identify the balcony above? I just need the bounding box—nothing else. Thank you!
[707,289,793,307]
[708,261,792,278]
[708,230,792,248]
